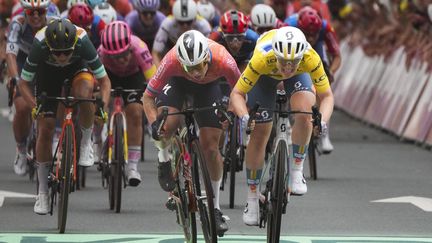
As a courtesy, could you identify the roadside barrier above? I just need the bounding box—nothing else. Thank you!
[333,40,432,146]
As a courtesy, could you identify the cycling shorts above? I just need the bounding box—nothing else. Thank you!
[246,73,314,123]
[155,76,223,129]
[107,70,145,105]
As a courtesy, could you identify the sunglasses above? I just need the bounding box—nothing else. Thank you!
[51,49,74,57]
[223,33,246,42]
[140,11,156,17]
[177,20,193,26]
[182,61,208,73]
[276,57,302,66]
[25,8,47,16]
[110,49,131,59]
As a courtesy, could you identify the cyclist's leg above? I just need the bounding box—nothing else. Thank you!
[71,70,96,167]
[153,77,185,192]
[12,51,32,175]
[34,62,64,215]
[194,80,228,234]
[111,71,146,186]
[242,75,279,226]
[284,73,316,195]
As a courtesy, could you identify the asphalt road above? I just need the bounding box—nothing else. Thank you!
[0,96,431,241]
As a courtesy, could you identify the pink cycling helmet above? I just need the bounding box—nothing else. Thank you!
[101,21,131,55]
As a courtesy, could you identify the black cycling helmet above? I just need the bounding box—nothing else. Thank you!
[45,18,78,50]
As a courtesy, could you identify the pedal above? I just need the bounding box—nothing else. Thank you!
[165,197,177,211]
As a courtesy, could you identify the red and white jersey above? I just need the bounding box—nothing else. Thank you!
[145,39,240,98]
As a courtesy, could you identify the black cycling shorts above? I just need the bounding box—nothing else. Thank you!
[155,76,223,129]
[36,60,90,117]
[107,70,145,105]
[246,73,315,123]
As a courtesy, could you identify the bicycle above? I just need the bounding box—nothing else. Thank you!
[158,104,227,243]
[307,134,321,180]
[258,91,321,243]
[35,82,99,233]
[98,87,145,213]
[220,100,260,209]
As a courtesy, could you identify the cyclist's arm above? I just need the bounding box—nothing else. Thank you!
[134,37,157,80]
[6,18,21,79]
[96,75,111,110]
[143,92,158,124]
[306,51,334,123]
[324,23,341,73]
[152,19,170,67]
[230,59,261,117]
[6,53,18,78]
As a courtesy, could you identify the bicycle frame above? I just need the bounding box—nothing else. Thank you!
[107,95,128,166]
[55,106,78,183]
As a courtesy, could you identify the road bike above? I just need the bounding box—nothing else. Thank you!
[98,87,144,213]
[220,100,259,209]
[258,91,321,243]
[36,81,99,233]
[159,104,226,243]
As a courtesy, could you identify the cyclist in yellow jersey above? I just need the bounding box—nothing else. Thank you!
[229,26,334,226]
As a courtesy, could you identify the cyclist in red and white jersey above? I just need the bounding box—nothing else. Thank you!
[151,0,211,66]
[143,30,240,236]
[98,21,156,186]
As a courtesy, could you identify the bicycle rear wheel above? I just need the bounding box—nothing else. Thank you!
[58,125,74,233]
[172,137,197,243]
[191,140,217,243]
[308,136,318,180]
[228,118,238,209]
[267,140,286,243]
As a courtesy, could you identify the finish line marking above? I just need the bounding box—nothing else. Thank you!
[0,234,432,243]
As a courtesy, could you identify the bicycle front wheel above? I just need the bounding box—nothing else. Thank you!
[308,137,318,180]
[172,136,197,243]
[191,140,217,243]
[58,125,74,233]
[267,140,287,243]
[113,114,125,213]
[228,118,238,209]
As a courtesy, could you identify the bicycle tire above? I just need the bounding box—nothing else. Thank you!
[308,137,318,180]
[267,140,286,243]
[113,114,124,213]
[172,136,197,243]
[228,118,238,209]
[191,140,217,243]
[58,125,73,233]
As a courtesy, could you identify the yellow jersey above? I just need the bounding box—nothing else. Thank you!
[235,29,330,94]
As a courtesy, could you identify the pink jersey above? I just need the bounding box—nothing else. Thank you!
[145,40,240,98]
[98,35,153,77]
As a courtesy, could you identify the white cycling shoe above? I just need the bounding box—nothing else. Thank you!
[34,192,49,215]
[127,169,142,187]
[243,197,260,226]
[79,142,94,167]
[14,151,27,176]
[319,132,334,154]
[290,170,307,195]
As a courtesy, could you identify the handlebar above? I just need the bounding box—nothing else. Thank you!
[246,102,261,135]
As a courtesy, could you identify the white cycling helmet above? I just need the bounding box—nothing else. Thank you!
[94,2,117,24]
[197,1,215,22]
[250,4,276,28]
[67,0,86,9]
[172,0,197,22]
[272,26,308,61]
[176,30,209,66]
[20,0,50,9]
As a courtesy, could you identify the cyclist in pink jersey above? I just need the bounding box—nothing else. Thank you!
[98,21,156,186]
[143,30,240,237]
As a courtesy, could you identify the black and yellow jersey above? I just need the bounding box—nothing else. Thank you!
[235,29,330,94]
[21,26,107,82]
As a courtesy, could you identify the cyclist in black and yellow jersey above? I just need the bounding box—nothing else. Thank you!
[18,19,111,215]
[229,26,334,226]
